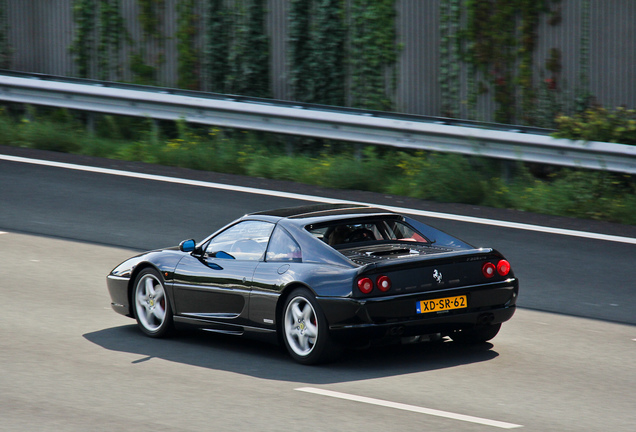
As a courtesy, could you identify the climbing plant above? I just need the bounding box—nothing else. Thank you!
[216,0,270,98]
[462,0,519,124]
[97,0,126,81]
[131,0,164,86]
[457,0,560,124]
[289,0,313,102]
[517,0,544,124]
[311,0,345,106]
[288,0,345,106]
[138,0,164,40]
[243,0,270,97]
[576,0,592,112]
[349,0,398,111]
[176,0,198,90]
[70,0,97,78]
[71,0,127,80]
[203,0,231,93]
[439,0,461,117]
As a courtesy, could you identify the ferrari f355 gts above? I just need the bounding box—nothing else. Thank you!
[107,204,519,364]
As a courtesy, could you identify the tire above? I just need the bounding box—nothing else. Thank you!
[132,268,173,338]
[452,323,501,344]
[282,288,340,365]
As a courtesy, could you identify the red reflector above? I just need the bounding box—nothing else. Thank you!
[357,277,373,294]
[376,275,391,292]
[482,262,496,278]
[497,260,511,276]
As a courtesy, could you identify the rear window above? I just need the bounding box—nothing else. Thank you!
[306,219,429,247]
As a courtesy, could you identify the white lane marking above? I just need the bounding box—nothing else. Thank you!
[295,387,523,429]
[0,231,7,235]
[2,154,636,245]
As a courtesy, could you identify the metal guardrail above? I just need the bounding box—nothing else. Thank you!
[1,71,635,174]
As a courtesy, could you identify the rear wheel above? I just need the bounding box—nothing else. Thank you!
[452,323,501,344]
[282,288,340,365]
[133,268,173,338]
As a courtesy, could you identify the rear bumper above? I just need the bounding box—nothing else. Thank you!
[317,278,518,340]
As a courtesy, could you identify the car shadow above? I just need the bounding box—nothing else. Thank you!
[84,325,499,384]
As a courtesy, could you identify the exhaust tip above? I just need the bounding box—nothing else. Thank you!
[477,313,495,325]
[388,325,405,336]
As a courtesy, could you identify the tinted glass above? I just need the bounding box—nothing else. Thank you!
[266,227,302,262]
[306,218,429,247]
[206,221,274,261]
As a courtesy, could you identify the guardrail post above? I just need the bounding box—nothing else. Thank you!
[501,160,514,183]
[86,112,95,135]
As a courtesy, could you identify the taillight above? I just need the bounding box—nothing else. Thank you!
[483,260,511,278]
[357,277,373,294]
[482,262,496,278]
[376,275,392,292]
[497,260,511,276]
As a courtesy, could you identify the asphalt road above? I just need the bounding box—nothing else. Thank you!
[1,232,635,431]
[1,148,636,431]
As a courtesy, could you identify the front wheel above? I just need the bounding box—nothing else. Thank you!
[132,268,173,338]
[282,288,340,365]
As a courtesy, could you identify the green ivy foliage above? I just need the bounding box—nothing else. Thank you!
[71,0,127,80]
[313,0,345,106]
[289,0,314,102]
[439,0,461,117]
[349,0,398,111]
[203,0,231,93]
[242,0,270,97]
[463,0,520,124]
[70,0,96,78]
[289,0,345,106]
[457,0,558,124]
[138,0,164,40]
[517,0,544,124]
[130,0,164,85]
[289,0,394,109]
[98,0,127,80]
[576,0,592,112]
[205,0,270,98]
[176,0,198,90]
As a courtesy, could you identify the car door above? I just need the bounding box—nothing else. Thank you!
[250,225,303,328]
[172,220,275,326]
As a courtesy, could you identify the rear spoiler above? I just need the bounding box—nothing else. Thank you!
[357,248,496,274]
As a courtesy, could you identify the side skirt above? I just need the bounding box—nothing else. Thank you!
[174,315,277,336]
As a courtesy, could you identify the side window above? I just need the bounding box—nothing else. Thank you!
[384,221,428,243]
[206,221,274,261]
[266,227,302,262]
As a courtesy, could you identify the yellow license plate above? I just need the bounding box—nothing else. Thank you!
[416,295,467,314]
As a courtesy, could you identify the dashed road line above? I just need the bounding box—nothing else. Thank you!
[295,387,523,429]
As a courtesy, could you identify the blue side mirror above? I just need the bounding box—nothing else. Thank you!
[179,239,196,252]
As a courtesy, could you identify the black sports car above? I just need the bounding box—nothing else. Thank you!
[107,204,518,364]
